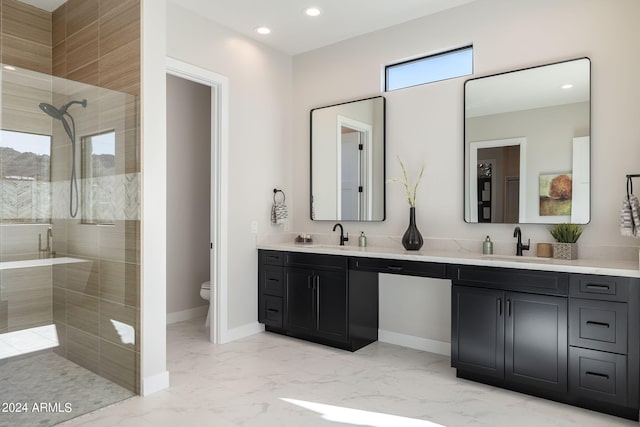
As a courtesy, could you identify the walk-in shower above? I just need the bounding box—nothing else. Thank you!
[0,64,140,425]
[38,99,87,218]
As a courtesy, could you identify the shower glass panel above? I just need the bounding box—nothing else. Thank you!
[0,64,140,426]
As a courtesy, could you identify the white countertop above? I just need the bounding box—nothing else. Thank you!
[257,242,640,278]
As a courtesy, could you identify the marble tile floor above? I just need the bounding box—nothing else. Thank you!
[61,317,636,427]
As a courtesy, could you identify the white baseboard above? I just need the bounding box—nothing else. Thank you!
[379,329,450,356]
[141,370,170,396]
[166,305,208,324]
[220,321,264,344]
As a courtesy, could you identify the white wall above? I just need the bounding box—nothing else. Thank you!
[166,74,211,316]
[141,0,169,395]
[292,0,640,346]
[166,3,292,331]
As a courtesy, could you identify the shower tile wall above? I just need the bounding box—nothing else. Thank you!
[50,0,141,393]
[0,0,141,394]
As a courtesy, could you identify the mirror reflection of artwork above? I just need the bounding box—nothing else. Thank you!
[464,57,590,224]
[539,173,572,216]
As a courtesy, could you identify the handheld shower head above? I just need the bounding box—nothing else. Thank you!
[38,98,88,218]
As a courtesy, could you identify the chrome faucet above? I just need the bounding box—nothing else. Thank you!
[513,226,530,256]
[332,223,349,246]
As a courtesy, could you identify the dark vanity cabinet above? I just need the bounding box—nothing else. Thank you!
[451,266,568,395]
[259,248,640,420]
[451,266,640,420]
[567,274,640,419]
[258,250,378,351]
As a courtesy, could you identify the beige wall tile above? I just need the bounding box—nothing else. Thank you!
[65,0,98,37]
[2,0,51,46]
[100,259,138,307]
[99,0,139,56]
[66,325,99,374]
[66,60,99,87]
[2,34,51,74]
[52,40,65,77]
[99,39,139,94]
[52,4,65,47]
[53,321,67,357]
[65,23,98,74]
[100,299,138,351]
[0,300,8,332]
[52,285,65,323]
[66,258,99,296]
[65,289,99,335]
[99,220,139,264]
[99,339,138,392]
[5,288,52,331]
[65,222,100,258]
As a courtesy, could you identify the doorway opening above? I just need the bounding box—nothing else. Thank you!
[166,58,229,344]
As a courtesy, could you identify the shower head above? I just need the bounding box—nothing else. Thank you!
[39,99,87,120]
[39,102,65,120]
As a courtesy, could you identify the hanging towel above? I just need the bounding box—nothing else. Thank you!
[271,189,288,225]
[620,176,640,237]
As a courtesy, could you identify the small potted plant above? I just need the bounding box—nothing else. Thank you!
[549,223,584,260]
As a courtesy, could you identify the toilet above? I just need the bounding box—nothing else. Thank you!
[200,281,211,326]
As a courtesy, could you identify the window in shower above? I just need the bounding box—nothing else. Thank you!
[0,129,52,223]
[81,131,116,225]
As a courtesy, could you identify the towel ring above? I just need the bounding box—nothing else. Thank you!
[273,188,285,204]
[627,174,640,199]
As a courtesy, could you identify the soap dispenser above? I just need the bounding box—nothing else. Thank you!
[359,232,367,247]
[483,235,493,255]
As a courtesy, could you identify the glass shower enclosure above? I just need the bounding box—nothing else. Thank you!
[0,64,140,425]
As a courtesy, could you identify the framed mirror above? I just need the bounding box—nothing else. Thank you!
[464,58,590,224]
[311,96,385,221]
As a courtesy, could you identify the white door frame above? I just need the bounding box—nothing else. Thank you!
[469,137,527,223]
[165,57,229,344]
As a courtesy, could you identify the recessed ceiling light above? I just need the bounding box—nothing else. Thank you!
[255,26,271,35]
[561,84,573,89]
[304,7,322,17]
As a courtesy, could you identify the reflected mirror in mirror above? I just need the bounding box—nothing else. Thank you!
[464,57,590,224]
[311,96,385,221]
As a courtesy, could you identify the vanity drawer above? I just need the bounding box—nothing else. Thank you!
[570,347,627,406]
[262,296,283,328]
[260,265,284,297]
[452,265,568,295]
[349,257,446,278]
[569,274,629,302]
[569,298,627,354]
[285,252,347,271]
[260,250,284,266]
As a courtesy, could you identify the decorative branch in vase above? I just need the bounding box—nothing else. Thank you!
[388,155,425,250]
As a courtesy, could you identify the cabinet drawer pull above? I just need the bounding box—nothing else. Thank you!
[387,266,404,272]
[586,284,610,290]
[267,308,279,313]
[585,371,610,380]
[586,321,610,328]
[267,278,280,282]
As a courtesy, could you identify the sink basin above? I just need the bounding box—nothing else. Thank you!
[482,255,552,263]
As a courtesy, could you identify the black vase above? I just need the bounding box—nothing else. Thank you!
[402,207,423,250]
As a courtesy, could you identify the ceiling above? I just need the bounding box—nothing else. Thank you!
[19,0,477,55]
[166,0,477,55]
